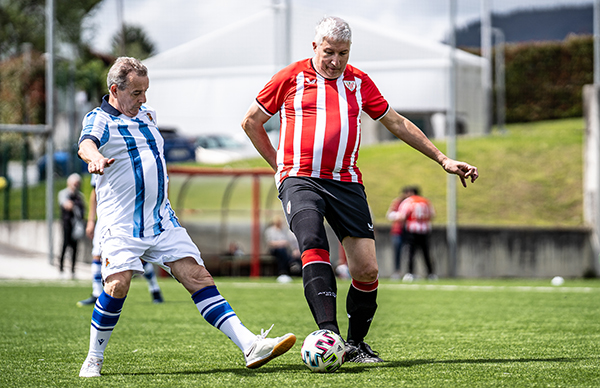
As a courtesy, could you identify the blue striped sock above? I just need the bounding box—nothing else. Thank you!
[87,291,126,359]
[192,285,255,351]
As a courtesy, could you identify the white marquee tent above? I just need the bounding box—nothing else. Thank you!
[143,4,486,147]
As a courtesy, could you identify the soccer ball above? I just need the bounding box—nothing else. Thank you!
[300,329,345,373]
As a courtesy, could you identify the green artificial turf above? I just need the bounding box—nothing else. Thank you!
[1,277,599,387]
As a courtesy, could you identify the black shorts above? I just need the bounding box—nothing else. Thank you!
[278,177,375,242]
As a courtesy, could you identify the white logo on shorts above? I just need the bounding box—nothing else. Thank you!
[367,223,374,231]
[287,200,292,214]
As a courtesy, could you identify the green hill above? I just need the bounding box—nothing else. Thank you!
[361,117,584,227]
[225,117,585,227]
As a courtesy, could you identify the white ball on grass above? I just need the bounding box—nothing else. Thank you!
[551,276,564,286]
[300,329,345,373]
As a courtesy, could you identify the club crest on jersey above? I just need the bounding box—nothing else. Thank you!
[146,112,155,124]
[344,80,356,92]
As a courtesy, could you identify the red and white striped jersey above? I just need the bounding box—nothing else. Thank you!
[255,58,390,186]
[398,195,435,234]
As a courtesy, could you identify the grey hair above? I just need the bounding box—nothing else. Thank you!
[67,173,81,186]
[106,57,148,91]
[314,16,352,46]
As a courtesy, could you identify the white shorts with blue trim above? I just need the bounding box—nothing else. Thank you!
[100,226,203,280]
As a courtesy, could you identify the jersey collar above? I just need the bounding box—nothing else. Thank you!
[100,94,122,116]
[310,58,345,81]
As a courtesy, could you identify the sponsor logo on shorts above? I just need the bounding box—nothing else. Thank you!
[287,200,292,214]
[367,223,374,231]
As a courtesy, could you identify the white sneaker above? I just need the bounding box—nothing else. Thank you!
[244,325,296,369]
[335,264,351,279]
[79,356,103,377]
[402,273,414,283]
[277,274,293,283]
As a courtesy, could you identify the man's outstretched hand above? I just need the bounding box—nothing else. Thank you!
[442,159,479,188]
[87,157,115,175]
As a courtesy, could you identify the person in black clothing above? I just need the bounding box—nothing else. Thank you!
[58,173,85,278]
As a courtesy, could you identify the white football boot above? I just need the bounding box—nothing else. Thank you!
[244,325,296,369]
[79,356,103,377]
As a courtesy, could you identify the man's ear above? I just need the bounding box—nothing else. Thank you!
[109,84,118,97]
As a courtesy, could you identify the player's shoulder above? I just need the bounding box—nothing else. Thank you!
[83,106,110,127]
[400,195,418,206]
[283,58,312,73]
[139,104,158,123]
[139,103,155,114]
[413,195,430,204]
[274,58,313,81]
[344,63,369,79]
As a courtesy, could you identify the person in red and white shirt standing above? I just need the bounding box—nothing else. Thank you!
[242,16,478,363]
[386,189,409,280]
[397,186,436,281]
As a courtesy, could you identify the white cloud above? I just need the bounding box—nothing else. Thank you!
[82,0,593,55]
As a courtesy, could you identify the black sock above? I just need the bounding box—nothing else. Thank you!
[303,263,339,334]
[346,285,378,344]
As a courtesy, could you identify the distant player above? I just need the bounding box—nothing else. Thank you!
[77,175,164,307]
[242,16,477,363]
[396,186,436,281]
[78,57,295,378]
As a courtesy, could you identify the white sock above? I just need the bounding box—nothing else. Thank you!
[143,262,161,293]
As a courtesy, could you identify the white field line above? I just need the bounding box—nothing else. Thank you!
[226,282,598,293]
[378,284,596,293]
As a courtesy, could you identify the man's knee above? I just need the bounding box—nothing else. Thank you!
[343,237,378,283]
[168,257,215,294]
[358,265,379,283]
[104,271,133,298]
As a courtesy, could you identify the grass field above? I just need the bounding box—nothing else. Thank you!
[2,277,599,387]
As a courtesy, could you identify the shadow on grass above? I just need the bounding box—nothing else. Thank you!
[102,356,585,377]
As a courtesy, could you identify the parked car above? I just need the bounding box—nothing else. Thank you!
[195,134,258,164]
[159,127,197,163]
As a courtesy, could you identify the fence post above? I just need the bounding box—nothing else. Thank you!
[21,137,29,219]
[1,143,10,220]
[250,175,261,277]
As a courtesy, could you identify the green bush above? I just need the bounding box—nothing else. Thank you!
[499,34,593,122]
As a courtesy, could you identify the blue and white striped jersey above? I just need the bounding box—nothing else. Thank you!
[79,95,181,238]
